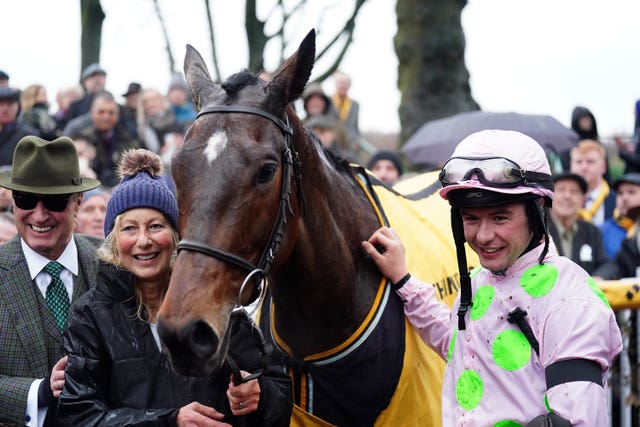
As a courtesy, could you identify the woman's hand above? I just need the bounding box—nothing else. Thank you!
[362,226,409,284]
[51,356,68,398]
[177,402,230,427]
[227,370,261,416]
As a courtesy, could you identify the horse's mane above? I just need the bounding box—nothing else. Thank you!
[221,70,259,98]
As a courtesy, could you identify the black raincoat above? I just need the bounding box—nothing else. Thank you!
[58,262,291,426]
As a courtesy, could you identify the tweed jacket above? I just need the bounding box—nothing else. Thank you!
[549,219,609,275]
[0,234,101,426]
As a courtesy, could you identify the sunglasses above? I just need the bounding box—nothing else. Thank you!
[439,157,553,190]
[13,192,73,212]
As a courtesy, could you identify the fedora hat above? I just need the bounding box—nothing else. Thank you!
[0,136,101,194]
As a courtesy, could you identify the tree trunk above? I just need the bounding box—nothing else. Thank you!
[395,0,479,146]
[80,0,105,78]
[245,0,267,74]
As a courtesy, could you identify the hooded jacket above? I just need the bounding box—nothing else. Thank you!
[58,262,291,426]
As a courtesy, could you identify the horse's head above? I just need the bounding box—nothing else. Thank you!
[157,30,316,375]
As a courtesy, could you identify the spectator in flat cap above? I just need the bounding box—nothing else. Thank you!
[548,172,608,274]
[0,70,9,87]
[120,82,142,139]
[0,86,40,166]
[594,175,640,278]
[63,63,108,129]
[367,150,403,185]
[600,173,640,258]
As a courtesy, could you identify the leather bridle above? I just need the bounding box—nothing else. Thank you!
[177,105,303,306]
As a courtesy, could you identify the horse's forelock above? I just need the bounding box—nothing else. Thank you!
[221,71,260,99]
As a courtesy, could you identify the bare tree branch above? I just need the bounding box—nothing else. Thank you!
[313,0,367,82]
[203,0,222,81]
[152,0,176,74]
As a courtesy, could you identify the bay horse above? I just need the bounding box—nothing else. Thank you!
[157,29,474,427]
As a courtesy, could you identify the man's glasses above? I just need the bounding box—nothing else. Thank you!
[439,156,553,190]
[13,192,72,212]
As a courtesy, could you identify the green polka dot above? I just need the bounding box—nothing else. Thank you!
[471,285,494,320]
[492,329,531,371]
[494,421,523,427]
[470,265,483,278]
[455,369,483,410]
[447,329,457,362]
[520,264,558,297]
[587,276,610,308]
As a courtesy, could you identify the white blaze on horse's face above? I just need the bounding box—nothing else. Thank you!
[204,129,229,163]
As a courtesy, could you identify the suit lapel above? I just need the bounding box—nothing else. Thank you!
[73,235,100,300]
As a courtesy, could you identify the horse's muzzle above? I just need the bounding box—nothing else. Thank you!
[157,318,220,376]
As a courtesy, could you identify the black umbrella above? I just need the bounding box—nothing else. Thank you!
[401,111,580,165]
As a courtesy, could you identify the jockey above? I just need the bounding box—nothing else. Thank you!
[363,129,622,426]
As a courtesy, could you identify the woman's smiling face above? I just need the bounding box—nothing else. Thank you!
[116,208,175,284]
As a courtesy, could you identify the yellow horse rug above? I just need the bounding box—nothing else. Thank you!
[260,168,478,427]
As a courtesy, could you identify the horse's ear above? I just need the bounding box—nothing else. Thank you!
[184,44,223,111]
[267,29,316,109]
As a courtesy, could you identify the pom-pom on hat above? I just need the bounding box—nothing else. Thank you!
[104,149,178,237]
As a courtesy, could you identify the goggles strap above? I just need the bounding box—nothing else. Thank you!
[451,207,471,331]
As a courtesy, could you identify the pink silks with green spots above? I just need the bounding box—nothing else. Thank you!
[398,244,622,426]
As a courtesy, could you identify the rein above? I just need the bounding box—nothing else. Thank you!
[177,104,303,304]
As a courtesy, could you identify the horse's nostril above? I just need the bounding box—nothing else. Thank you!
[188,320,219,359]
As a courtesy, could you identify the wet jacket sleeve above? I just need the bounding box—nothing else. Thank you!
[245,365,292,427]
[228,312,293,427]
[57,303,178,427]
[396,277,453,360]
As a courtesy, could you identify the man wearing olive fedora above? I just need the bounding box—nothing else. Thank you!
[0,135,102,426]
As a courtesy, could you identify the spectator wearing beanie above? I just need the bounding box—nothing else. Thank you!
[102,149,178,237]
[367,151,403,185]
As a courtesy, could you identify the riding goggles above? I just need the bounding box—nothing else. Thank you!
[13,192,72,212]
[439,156,553,190]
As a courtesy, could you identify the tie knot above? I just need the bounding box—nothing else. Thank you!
[44,261,63,278]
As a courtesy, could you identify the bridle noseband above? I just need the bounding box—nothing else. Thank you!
[177,104,303,307]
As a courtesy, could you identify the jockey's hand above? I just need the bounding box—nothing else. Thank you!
[362,226,409,284]
[227,370,261,416]
[177,402,230,427]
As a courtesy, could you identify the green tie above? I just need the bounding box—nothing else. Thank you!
[44,262,70,331]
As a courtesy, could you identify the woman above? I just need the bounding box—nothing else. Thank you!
[58,149,291,426]
[19,84,58,140]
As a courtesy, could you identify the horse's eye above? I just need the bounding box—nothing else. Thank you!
[257,164,278,183]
